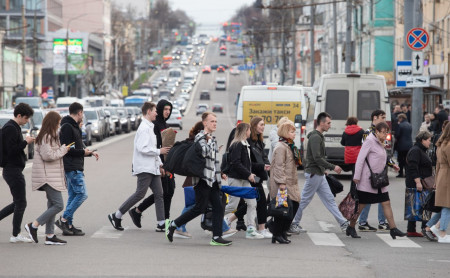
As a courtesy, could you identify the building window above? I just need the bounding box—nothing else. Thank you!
[9,17,23,35]
[9,0,22,10]
[26,0,43,10]
[0,0,6,11]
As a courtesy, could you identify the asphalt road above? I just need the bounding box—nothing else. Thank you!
[0,42,449,278]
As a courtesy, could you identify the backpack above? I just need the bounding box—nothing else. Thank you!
[164,139,193,176]
[220,151,231,174]
[182,135,206,178]
[0,127,4,167]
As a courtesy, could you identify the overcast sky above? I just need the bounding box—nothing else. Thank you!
[113,0,255,26]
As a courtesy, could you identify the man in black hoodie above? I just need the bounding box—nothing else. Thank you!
[129,99,175,231]
[0,103,34,243]
[55,102,98,236]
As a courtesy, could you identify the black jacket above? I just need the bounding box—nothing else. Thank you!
[2,120,27,169]
[437,109,448,132]
[248,137,270,181]
[60,115,85,172]
[405,142,433,188]
[228,141,252,180]
[395,120,413,152]
[154,99,172,162]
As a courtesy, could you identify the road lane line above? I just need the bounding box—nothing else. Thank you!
[308,232,345,247]
[317,221,336,232]
[91,226,127,239]
[377,234,421,248]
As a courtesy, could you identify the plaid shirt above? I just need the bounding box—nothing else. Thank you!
[192,130,221,187]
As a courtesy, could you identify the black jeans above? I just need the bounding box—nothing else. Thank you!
[137,176,175,219]
[234,183,268,225]
[273,201,299,236]
[397,150,408,176]
[174,180,223,237]
[0,168,27,236]
[407,220,427,233]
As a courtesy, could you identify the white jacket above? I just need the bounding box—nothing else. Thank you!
[132,118,162,176]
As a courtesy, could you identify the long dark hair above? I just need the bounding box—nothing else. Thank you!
[188,121,204,141]
[36,111,61,146]
[250,116,264,142]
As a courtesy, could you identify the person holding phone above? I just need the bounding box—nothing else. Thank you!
[25,111,70,245]
[55,102,99,236]
[224,123,263,239]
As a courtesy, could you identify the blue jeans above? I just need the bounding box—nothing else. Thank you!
[63,171,88,226]
[176,204,230,233]
[358,203,387,225]
[426,212,442,228]
[439,208,450,232]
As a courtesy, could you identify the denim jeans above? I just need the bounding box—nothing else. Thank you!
[439,208,450,232]
[63,171,88,226]
[358,203,387,225]
[426,212,442,228]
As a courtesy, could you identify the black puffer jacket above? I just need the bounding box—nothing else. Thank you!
[405,142,433,188]
[228,141,252,180]
[248,137,270,181]
[60,115,85,172]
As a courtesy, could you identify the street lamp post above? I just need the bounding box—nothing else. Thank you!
[64,14,86,96]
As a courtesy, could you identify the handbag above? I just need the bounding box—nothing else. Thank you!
[326,174,344,197]
[421,176,436,190]
[338,192,359,221]
[404,188,431,221]
[267,197,293,219]
[365,158,389,189]
[423,190,442,213]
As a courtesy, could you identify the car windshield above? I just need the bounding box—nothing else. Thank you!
[32,112,44,127]
[85,111,98,120]
[104,108,117,116]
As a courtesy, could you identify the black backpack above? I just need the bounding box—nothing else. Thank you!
[182,135,206,178]
[164,139,193,176]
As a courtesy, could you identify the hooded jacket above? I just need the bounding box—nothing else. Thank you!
[154,99,172,162]
[340,125,364,164]
[1,119,27,169]
[304,130,335,175]
[60,115,85,172]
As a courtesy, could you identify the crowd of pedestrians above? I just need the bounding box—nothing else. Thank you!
[2,99,450,246]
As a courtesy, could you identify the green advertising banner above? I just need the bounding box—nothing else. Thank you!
[53,53,93,75]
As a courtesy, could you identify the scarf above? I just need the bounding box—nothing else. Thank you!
[280,137,302,166]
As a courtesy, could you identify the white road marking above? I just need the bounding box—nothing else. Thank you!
[318,221,335,232]
[308,232,345,247]
[91,226,127,239]
[377,234,421,248]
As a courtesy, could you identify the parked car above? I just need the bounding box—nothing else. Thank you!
[202,65,211,73]
[97,107,110,138]
[81,113,93,146]
[196,103,209,116]
[116,108,132,133]
[0,113,37,160]
[125,107,139,130]
[200,90,210,100]
[84,108,107,142]
[133,107,142,128]
[230,66,240,75]
[103,107,121,134]
[103,110,116,136]
[166,108,183,130]
[212,103,224,113]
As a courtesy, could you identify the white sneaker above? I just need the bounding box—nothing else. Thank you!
[246,228,264,239]
[223,228,237,238]
[258,229,273,238]
[438,235,450,243]
[10,234,33,243]
[430,225,442,240]
[173,230,192,239]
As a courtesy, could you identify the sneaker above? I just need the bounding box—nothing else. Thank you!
[378,222,390,231]
[25,223,38,243]
[165,219,176,242]
[128,208,142,228]
[358,223,377,232]
[430,225,442,240]
[222,228,237,239]
[288,223,307,234]
[174,230,192,239]
[236,220,247,231]
[422,228,438,242]
[108,213,124,231]
[55,217,73,235]
[9,234,33,243]
[340,221,349,232]
[45,235,67,245]
[438,235,450,243]
[210,236,232,246]
[258,229,273,238]
[155,223,165,232]
[70,226,85,236]
[246,227,264,239]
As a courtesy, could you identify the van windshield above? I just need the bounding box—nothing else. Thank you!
[357,91,380,121]
[326,90,349,120]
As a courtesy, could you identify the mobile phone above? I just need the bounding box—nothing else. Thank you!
[67,142,75,147]
[91,149,97,152]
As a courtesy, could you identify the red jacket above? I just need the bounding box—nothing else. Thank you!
[340,125,364,164]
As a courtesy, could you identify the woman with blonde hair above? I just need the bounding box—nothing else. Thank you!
[269,121,301,244]
[268,116,290,161]
[25,111,69,245]
[224,122,264,239]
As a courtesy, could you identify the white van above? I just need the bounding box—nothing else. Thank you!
[56,97,82,108]
[304,73,392,171]
[236,85,308,156]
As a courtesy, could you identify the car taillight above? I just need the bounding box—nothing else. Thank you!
[236,120,242,126]
[386,133,391,141]
[177,117,182,120]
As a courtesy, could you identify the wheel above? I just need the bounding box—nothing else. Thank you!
[97,134,103,142]
[179,125,183,130]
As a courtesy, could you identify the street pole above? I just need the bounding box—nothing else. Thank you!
[291,3,297,85]
[333,1,338,73]
[310,4,315,86]
[404,0,423,138]
[32,9,37,96]
[22,5,26,94]
[1,30,5,108]
[64,27,69,96]
[345,0,352,73]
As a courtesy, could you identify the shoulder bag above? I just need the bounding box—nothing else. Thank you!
[365,157,389,189]
[421,176,436,190]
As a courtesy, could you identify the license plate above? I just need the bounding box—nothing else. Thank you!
[324,137,341,143]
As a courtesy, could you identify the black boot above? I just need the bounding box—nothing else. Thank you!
[346,226,361,238]
[236,220,247,231]
[282,232,291,243]
[272,235,290,244]
[390,227,407,239]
